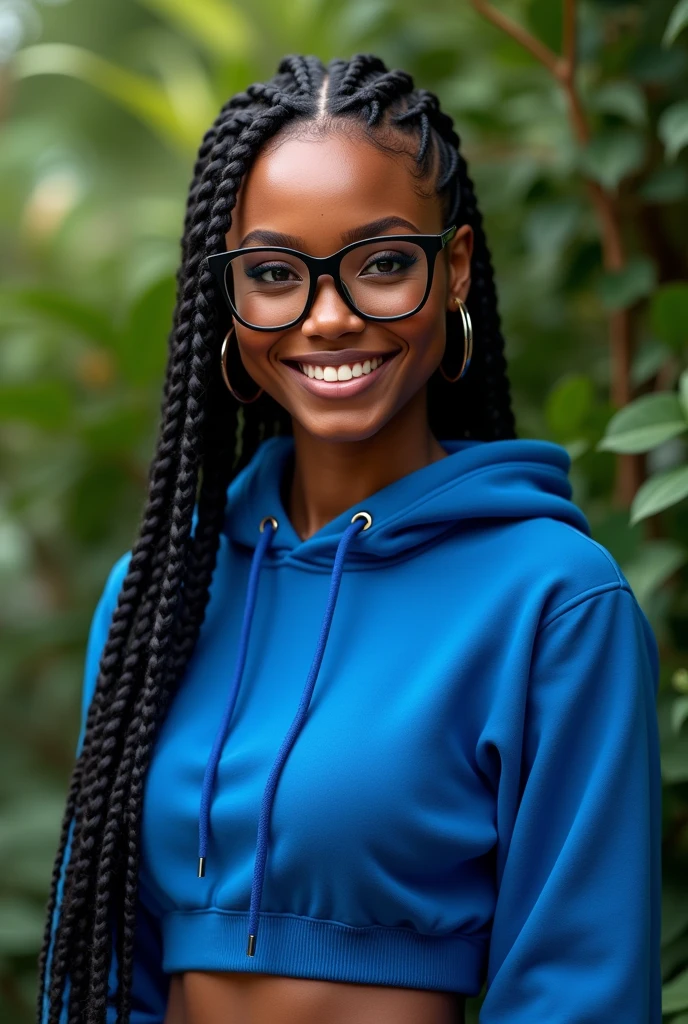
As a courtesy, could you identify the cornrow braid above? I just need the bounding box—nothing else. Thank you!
[38,51,515,1024]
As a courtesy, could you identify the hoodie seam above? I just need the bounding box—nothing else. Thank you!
[537,580,632,632]
[255,523,465,574]
[355,461,568,538]
[229,460,568,567]
[165,907,488,948]
[546,518,627,583]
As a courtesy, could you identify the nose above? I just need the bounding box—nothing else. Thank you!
[300,275,366,340]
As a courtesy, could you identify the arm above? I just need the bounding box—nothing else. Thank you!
[41,552,171,1024]
[479,585,662,1022]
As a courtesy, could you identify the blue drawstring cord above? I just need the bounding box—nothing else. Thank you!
[197,517,277,878]
[196,511,370,959]
[245,515,367,956]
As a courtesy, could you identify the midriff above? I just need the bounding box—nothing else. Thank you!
[163,972,467,1024]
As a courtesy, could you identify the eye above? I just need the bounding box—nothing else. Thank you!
[244,262,303,284]
[360,251,418,276]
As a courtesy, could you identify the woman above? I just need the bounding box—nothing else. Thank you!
[38,53,662,1024]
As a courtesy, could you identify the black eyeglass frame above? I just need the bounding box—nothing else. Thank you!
[205,224,458,332]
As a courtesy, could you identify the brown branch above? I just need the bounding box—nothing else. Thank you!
[468,0,562,77]
[469,0,642,508]
[562,0,577,72]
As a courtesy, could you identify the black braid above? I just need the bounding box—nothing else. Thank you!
[38,52,515,1024]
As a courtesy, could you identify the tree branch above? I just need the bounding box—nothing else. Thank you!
[469,0,643,507]
[562,0,577,73]
[468,0,562,77]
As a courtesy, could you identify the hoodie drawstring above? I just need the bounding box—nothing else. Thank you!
[197,510,372,959]
[197,515,278,879]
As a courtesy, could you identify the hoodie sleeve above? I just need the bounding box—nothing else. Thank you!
[479,584,662,1023]
[41,553,170,1024]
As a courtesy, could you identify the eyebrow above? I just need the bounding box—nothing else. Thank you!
[238,216,422,249]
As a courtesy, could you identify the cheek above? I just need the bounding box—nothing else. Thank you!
[234,325,280,373]
[393,288,447,366]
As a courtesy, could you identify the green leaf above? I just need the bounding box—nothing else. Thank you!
[664,934,688,986]
[663,884,688,946]
[597,393,688,454]
[137,0,255,57]
[119,275,175,386]
[662,732,688,782]
[545,374,595,439]
[563,439,590,461]
[630,465,688,524]
[651,283,688,350]
[0,381,73,429]
[672,697,688,735]
[579,130,647,190]
[640,164,688,203]
[631,340,672,387]
[680,369,688,420]
[589,82,647,126]
[663,0,688,46]
[14,44,193,153]
[622,539,687,605]
[663,965,688,1014]
[0,287,117,348]
[597,256,656,311]
[659,101,688,162]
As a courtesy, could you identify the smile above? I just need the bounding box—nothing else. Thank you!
[282,351,399,399]
[299,355,386,380]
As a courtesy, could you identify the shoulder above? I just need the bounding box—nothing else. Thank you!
[453,514,633,627]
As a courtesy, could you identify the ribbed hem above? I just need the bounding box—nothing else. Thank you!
[162,910,486,995]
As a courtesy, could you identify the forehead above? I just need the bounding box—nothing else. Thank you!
[225,131,443,256]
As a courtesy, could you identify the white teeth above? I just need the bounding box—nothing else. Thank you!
[297,356,387,380]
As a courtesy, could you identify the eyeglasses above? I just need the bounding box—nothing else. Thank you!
[205,225,457,331]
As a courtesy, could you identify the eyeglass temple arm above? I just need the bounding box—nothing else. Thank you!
[441,225,458,247]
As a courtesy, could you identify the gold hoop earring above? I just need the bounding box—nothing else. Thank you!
[221,328,264,404]
[439,296,473,383]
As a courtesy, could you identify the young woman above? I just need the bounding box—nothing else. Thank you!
[38,53,662,1024]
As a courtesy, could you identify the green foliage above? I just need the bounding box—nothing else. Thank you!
[0,0,686,1021]
[651,283,688,350]
[659,100,688,161]
[664,0,688,48]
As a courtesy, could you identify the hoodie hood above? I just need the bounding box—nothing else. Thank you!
[222,435,591,564]
[198,433,591,957]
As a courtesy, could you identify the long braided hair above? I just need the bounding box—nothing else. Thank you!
[37,52,516,1024]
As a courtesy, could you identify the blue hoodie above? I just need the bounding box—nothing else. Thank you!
[43,435,662,1023]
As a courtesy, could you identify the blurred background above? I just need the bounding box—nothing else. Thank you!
[0,0,687,1019]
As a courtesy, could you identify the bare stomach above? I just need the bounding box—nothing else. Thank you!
[163,972,467,1024]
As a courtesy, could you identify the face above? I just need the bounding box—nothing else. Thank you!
[223,130,473,443]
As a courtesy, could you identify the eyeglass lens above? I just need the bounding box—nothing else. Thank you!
[224,239,430,327]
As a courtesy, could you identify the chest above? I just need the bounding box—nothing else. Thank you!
[139,544,513,919]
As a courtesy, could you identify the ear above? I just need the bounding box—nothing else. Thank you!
[445,224,473,311]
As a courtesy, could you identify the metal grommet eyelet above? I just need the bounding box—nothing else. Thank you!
[259,515,279,533]
[351,511,372,530]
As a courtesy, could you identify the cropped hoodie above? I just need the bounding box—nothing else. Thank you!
[43,435,662,1022]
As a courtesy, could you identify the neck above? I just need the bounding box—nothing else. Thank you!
[286,387,447,541]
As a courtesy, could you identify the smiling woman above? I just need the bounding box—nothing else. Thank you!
[38,53,661,1024]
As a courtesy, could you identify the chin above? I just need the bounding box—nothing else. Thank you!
[295,411,392,445]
